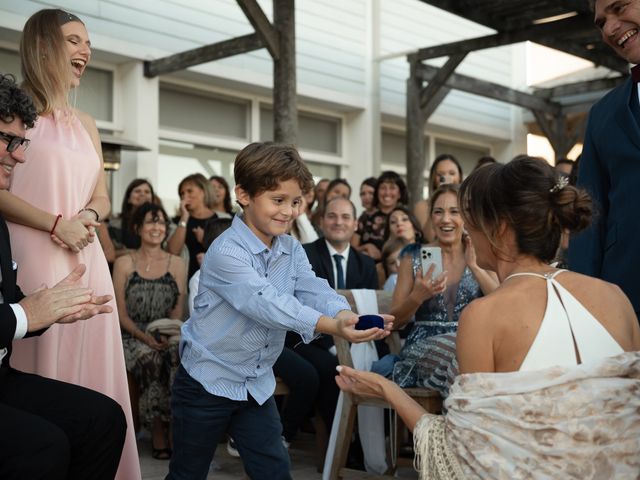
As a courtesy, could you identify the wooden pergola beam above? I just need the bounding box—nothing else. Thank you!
[145,0,281,77]
[419,53,466,109]
[534,76,625,99]
[406,59,427,209]
[418,0,496,28]
[416,63,562,114]
[273,0,297,144]
[412,14,591,61]
[144,33,264,78]
[236,0,280,59]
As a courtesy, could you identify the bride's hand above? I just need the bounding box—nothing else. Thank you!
[335,365,389,399]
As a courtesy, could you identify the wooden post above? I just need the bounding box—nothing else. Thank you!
[273,0,297,145]
[406,57,426,209]
[532,110,581,161]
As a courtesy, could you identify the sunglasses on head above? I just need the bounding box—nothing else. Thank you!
[0,131,30,153]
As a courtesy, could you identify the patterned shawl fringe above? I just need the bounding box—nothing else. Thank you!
[413,414,466,480]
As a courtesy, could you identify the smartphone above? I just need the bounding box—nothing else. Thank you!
[420,245,443,279]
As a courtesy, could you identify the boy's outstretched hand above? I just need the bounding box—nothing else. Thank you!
[334,310,394,343]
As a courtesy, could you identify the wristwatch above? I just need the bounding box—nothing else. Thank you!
[178,220,187,228]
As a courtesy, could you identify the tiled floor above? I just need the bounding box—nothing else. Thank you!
[139,432,322,480]
[138,432,419,479]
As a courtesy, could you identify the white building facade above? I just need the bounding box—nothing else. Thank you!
[0,0,528,214]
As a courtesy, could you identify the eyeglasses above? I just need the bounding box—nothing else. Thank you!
[0,131,30,153]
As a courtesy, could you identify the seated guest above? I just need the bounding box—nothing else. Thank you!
[167,173,219,279]
[208,175,234,217]
[112,202,187,460]
[381,184,497,396]
[96,178,157,268]
[304,197,378,291]
[414,154,464,243]
[272,347,320,449]
[337,156,640,479]
[358,177,377,219]
[0,73,125,480]
[324,178,351,202]
[309,178,329,233]
[289,192,318,244]
[383,206,422,245]
[285,196,378,431]
[310,178,352,234]
[188,216,233,314]
[352,171,409,261]
[111,179,156,254]
[378,206,422,287]
[380,236,410,293]
[471,155,497,172]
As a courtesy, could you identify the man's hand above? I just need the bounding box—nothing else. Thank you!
[57,293,113,323]
[19,264,113,331]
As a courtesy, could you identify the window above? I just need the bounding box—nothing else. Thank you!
[159,86,249,140]
[381,130,429,167]
[260,107,341,155]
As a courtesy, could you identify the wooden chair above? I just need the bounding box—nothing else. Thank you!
[327,290,443,479]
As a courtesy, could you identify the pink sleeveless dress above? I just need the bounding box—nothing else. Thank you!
[8,111,141,480]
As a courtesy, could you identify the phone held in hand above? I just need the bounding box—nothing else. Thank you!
[355,314,384,330]
[420,245,443,279]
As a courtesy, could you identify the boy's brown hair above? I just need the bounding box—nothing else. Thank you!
[234,142,314,198]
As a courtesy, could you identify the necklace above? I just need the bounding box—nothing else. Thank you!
[138,250,166,273]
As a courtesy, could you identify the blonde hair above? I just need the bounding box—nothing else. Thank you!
[20,9,82,114]
[178,173,216,210]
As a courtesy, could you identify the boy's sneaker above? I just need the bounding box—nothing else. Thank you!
[227,437,240,457]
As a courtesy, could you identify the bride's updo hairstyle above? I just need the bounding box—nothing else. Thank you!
[459,155,592,262]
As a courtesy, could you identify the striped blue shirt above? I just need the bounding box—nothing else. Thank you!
[180,214,350,405]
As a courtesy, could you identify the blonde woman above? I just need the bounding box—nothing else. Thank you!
[167,173,222,279]
[0,9,141,478]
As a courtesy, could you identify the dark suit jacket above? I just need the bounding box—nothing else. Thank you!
[302,238,378,290]
[569,77,640,315]
[0,215,27,369]
[291,238,378,350]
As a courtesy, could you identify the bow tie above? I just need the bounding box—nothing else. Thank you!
[632,65,640,83]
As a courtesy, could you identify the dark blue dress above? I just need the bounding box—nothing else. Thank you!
[392,244,481,395]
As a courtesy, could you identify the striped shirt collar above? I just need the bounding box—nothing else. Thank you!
[231,214,292,256]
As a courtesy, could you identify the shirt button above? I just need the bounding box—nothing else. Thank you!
[258,292,262,296]
[265,345,268,348]
[257,365,261,369]
[265,273,268,277]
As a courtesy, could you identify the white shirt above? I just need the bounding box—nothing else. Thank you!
[0,266,28,363]
[325,240,350,288]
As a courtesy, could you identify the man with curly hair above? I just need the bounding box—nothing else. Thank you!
[0,73,126,480]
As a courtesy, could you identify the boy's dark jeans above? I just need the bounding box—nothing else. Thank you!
[166,365,292,480]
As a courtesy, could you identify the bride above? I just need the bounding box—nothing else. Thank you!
[336,156,640,479]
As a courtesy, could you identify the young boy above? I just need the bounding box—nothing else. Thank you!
[166,142,391,480]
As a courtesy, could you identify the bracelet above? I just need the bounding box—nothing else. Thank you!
[79,207,99,222]
[178,220,187,228]
[50,214,62,235]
